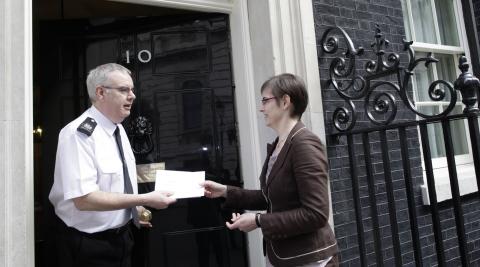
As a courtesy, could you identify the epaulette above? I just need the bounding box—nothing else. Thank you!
[77,117,97,136]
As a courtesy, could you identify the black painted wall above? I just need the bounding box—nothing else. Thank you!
[313,0,480,266]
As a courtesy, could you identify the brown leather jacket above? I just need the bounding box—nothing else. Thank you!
[224,122,338,267]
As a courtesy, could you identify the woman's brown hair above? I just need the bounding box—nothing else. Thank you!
[261,73,309,118]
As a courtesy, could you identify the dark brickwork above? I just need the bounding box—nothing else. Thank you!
[313,0,480,266]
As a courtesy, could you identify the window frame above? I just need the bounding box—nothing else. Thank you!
[402,0,479,204]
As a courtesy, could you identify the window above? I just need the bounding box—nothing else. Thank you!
[401,0,478,203]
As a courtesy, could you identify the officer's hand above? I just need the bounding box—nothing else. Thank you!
[145,191,176,209]
[202,180,227,198]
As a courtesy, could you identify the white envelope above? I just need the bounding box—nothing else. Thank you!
[155,170,205,199]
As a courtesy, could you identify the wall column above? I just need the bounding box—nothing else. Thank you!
[0,0,34,266]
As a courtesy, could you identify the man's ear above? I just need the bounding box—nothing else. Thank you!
[95,86,105,101]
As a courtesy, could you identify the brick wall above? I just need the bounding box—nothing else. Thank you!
[313,0,480,265]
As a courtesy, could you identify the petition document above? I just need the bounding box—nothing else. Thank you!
[155,170,205,198]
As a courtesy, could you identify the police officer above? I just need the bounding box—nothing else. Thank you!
[49,63,176,267]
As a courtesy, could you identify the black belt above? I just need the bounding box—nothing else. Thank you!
[69,220,132,240]
[101,220,132,234]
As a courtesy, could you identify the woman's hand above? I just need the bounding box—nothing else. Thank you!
[226,212,258,232]
[202,180,227,198]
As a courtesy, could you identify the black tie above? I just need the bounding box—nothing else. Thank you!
[114,126,140,227]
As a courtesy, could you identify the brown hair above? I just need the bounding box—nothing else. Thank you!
[260,73,308,118]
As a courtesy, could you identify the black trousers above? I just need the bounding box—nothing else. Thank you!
[55,219,134,267]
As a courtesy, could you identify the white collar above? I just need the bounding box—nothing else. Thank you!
[88,105,118,136]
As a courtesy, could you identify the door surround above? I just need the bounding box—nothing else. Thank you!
[2,0,324,266]
[0,0,34,266]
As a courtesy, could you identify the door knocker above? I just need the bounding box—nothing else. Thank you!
[127,116,154,155]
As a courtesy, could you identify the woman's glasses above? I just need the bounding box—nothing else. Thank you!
[261,96,277,105]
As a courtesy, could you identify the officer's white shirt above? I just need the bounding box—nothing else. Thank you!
[49,105,138,233]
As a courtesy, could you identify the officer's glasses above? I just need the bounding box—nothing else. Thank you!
[102,85,135,96]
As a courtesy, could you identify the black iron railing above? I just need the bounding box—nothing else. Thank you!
[322,26,480,266]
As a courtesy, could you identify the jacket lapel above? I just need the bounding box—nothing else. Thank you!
[260,143,275,188]
[266,121,305,188]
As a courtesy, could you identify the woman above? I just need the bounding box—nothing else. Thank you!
[203,73,338,267]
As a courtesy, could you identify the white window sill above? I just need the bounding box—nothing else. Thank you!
[421,163,479,205]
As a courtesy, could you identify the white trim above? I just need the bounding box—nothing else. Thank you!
[270,241,337,260]
[453,0,465,48]
[1,0,35,266]
[24,0,35,265]
[268,0,286,74]
[229,1,266,266]
[421,163,479,205]
[109,0,233,13]
[430,0,442,45]
[411,43,464,54]
[404,0,415,41]
[290,127,306,140]
[455,0,471,60]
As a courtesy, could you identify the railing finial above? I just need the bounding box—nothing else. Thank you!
[454,56,480,113]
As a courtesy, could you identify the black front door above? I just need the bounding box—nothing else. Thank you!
[35,14,247,267]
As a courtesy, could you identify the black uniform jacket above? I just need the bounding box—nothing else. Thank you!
[224,122,338,267]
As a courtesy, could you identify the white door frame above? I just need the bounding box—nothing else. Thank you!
[1,0,35,266]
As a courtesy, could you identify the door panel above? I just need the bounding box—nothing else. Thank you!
[152,32,210,74]
[36,14,247,267]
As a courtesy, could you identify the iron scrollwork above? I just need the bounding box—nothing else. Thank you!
[321,25,460,133]
[127,116,154,155]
